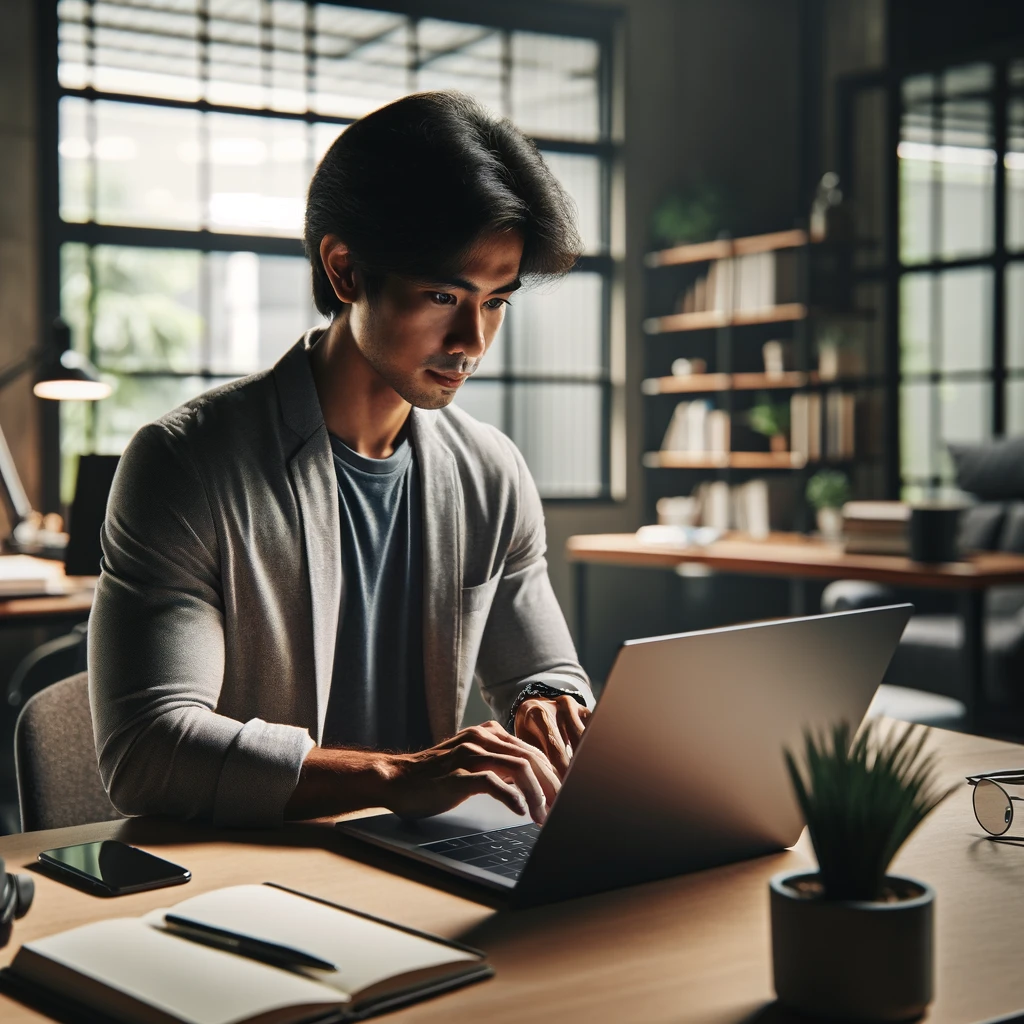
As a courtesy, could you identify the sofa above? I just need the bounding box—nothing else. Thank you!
[822,436,1024,712]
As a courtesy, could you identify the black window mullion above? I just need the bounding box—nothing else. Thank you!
[304,0,315,179]
[994,58,1009,436]
[87,244,99,453]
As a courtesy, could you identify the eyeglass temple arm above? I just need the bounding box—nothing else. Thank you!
[966,770,1024,785]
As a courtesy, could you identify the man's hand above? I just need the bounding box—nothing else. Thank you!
[381,720,561,822]
[285,720,561,823]
[514,694,592,779]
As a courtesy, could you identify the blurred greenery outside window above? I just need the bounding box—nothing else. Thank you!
[897,60,1024,499]
[55,0,616,501]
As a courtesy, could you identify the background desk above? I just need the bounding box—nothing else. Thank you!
[1,726,1023,1023]
[567,532,1024,729]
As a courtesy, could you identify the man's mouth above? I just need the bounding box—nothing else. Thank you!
[426,369,467,389]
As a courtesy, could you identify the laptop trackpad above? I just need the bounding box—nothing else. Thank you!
[342,794,530,846]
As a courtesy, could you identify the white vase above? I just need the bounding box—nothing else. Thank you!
[817,507,843,541]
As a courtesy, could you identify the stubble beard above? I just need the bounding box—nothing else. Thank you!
[360,331,455,411]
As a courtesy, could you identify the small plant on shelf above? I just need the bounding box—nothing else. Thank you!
[770,719,955,1021]
[805,469,850,510]
[747,396,791,453]
[805,470,849,540]
[649,182,734,247]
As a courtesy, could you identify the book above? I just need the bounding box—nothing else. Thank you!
[842,501,910,555]
[1,883,490,1024]
[0,555,66,597]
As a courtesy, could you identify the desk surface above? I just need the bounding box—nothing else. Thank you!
[0,555,95,623]
[567,531,1024,590]
[1,727,1023,1023]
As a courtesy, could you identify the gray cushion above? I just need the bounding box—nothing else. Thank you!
[949,436,1024,500]
[886,612,1024,706]
[998,503,1024,554]
[959,503,1006,553]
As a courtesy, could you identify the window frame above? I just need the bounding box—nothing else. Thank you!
[837,50,1024,499]
[37,0,622,507]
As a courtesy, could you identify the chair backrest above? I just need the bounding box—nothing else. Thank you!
[14,672,122,832]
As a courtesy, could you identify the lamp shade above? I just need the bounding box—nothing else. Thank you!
[33,349,111,401]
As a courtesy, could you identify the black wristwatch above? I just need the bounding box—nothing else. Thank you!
[507,683,588,731]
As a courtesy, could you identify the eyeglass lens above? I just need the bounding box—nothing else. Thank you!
[974,778,1013,836]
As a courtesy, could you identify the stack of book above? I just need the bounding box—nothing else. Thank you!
[790,390,857,462]
[676,250,799,316]
[842,500,910,555]
[659,479,794,540]
[661,400,731,455]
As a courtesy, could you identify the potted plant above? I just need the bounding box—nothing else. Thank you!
[747,397,791,454]
[806,469,850,541]
[771,721,954,1022]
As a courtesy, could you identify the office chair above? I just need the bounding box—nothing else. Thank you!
[14,672,121,832]
[6,622,88,708]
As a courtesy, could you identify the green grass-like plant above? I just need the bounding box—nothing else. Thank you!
[784,720,955,902]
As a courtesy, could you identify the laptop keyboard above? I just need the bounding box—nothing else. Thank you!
[419,822,541,880]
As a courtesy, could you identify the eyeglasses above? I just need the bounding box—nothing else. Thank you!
[967,770,1024,836]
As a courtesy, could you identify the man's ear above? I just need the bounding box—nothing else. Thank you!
[320,235,361,305]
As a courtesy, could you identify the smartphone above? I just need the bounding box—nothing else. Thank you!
[38,840,191,896]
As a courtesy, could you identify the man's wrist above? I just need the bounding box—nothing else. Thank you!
[508,683,587,731]
[285,746,398,820]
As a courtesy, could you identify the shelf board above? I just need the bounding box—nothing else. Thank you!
[641,372,884,395]
[644,303,808,335]
[642,372,808,395]
[644,229,809,268]
[643,450,808,470]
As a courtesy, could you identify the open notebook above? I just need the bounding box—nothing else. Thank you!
[1,883,491,1024]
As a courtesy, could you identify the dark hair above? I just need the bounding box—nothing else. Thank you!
[304,91,582,317]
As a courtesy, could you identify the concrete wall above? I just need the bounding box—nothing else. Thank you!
[544,0,807,678]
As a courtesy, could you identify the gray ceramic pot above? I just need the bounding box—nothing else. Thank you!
[770,870,934,1022]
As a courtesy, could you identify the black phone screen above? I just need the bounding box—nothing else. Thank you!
[39,841,190,894]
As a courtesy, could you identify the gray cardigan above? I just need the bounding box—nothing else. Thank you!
[87,330,593,828]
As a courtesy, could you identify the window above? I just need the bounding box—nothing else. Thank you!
[896,58,1024,495]
[50,0,617,500]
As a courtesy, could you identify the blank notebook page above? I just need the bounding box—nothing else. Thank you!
[145,884,476,995]
[17,917,344,1024]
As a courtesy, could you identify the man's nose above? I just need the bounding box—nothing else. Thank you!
[446,304,487,359]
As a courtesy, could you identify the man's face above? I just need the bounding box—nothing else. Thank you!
[349,231,524,410]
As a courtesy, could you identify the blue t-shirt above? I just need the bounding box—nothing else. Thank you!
[322,432,432,752]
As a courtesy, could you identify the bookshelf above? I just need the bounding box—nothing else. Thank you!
[642,226,877,531]
[642,451,808,470]
[643,303,808,335]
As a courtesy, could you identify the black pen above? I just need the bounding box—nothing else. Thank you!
[162,914,338,972]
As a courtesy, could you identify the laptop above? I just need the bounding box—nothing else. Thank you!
[337,604,913,906]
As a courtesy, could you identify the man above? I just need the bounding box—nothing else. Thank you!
[88,91,595,829]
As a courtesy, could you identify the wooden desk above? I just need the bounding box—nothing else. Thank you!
[0,555,95,628]
[567,532,1024,729]
[0,726,1022,1023]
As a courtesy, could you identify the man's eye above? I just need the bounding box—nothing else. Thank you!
[484,297,509,310]
[430,292,457,305]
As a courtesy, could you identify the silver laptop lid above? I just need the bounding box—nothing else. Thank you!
[513,604,913,904]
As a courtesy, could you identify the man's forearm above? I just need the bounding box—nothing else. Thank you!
[284,746,395,820]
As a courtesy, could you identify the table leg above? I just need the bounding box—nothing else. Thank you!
[959,590,985,731]
[574,561,588,672]
[789,578,809,617]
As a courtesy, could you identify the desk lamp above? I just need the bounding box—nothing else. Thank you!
[0,318,111,556]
